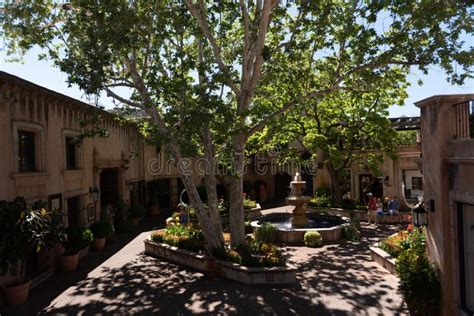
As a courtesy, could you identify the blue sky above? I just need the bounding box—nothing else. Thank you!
[1,46,473,118]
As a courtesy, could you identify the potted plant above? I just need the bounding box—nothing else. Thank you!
[0,197,59,305]
[59,226,93,272]
[128,205,146,226]
[147,196,160,216]
[90,220,113,250]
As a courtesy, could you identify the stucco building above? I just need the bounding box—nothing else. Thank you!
[416,94,474,315]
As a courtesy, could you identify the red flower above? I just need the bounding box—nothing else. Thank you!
[407,224,413,231]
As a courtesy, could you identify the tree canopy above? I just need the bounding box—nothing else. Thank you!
[2,0,473,248]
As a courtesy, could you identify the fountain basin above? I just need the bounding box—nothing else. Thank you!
[251,213,347,244]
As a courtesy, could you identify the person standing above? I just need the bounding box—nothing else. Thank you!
[367,192,377,224]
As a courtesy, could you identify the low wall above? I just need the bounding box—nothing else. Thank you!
[369,243,397,275]
[307,207,412,224]
[144,239,297,285]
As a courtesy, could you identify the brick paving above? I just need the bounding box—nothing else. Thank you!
[1,209,408,315]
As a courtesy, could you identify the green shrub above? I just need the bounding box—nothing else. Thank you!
[396,249,441,314]
[380,227,426,259]
[254,223,278,243]
[314,186,331,197]
[304,231,323,247]
[342,198,367,210]
[223,240,284,267]
[309,196,332,208]
[152,224,205,252]
[63,226,93,254]
[128,205,146,219]
[90,220,113,239]
[243,197,257,209]
[342,222,360,241]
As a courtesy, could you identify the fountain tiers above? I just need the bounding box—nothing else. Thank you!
[286,173,312,228]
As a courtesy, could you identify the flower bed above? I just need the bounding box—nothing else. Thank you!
[370,225,428,275]
[144,225,297,284]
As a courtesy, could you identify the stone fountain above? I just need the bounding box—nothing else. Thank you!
[286,172,311,228]
[251,172,346,244]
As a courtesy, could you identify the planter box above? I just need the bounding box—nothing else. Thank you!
[144,239,297,285]
[144,240,216,273]
[370,243,397,275]
[215,259,297,285]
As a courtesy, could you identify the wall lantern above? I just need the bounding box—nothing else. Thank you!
[413,202,428,227]
[89,187,101,203]
[126,182,134,191]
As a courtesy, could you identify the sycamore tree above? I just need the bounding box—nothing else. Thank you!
[249,68,409,205]
[2,1,473,249]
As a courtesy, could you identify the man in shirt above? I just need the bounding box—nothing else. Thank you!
[387,196,401,223]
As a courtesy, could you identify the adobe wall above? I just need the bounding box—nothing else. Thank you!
[416,94,474,315]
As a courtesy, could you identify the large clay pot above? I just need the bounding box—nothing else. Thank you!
[91,237,106,251]
[148,204,160,216]
[60,253,79,272]
[2,279,32,305]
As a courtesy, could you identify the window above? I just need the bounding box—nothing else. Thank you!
[412,177,423,190]
[18,130,36,172]
[65,137,77,169]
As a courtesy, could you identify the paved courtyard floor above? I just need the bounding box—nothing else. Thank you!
[1,208,408,315]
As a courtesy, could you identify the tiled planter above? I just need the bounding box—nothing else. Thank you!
[369,243,397,275]
[144,238,297,285]
[144,240,216,273]
[215,259,297,285]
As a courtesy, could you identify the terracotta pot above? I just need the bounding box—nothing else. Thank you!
[148,205,160,216]
[2,279,31,305]
[79,246,90,259]
[60,253,79,272]
[91,237,106,251]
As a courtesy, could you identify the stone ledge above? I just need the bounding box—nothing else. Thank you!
[215,259,297,285]
[370,243,397,275]
[144,239,297,285]
[307,206,412,224]
[144,240,216,273]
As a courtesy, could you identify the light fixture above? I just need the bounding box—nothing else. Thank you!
[413,202,428,227]
[90,187,101,203]
[127,182,134,191]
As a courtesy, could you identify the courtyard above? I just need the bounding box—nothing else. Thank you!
[1,211,407,315]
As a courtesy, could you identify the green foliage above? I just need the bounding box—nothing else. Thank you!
[396,130,418,146]
[90,220,113,239]
[309,196,333,208]
[0,197,62,282]
[151,224,205,252]
[3,1,473,249]
[380,226,426,258]
[254,223,278,244]
[304,231,323,247]
[63,226,93,254]
[221,239,284,267]
[341,199,367,211]
[396,249,441,314]
[243,196,257,210]
[315,186,332,197]
[128,205,146,219]
[342,222,361,241]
